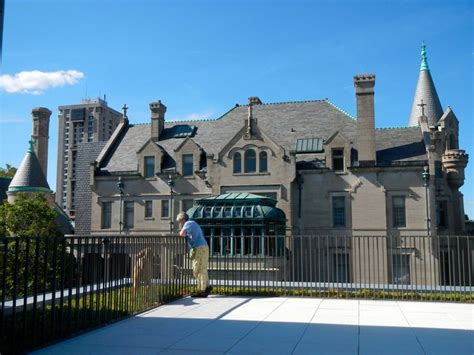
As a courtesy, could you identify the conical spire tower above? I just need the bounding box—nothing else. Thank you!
[408,42,444,126]
[8,140,51,195]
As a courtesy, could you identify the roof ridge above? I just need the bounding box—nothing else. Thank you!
[240,98,327,107]
[376,126,419,130]
[324,99,356,120]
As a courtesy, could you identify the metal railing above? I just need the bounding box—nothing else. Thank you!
[0,236,190,354]
[1,234,473,353]
[206,235,474,299]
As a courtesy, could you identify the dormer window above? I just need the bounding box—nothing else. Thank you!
[259,151,268,172]
[233,152,242,173]
[332,148,344,172]
[244,149,256,173]
[182,154,193,177]
[144,156,155,178]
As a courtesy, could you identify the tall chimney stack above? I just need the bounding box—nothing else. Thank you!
[31,107,52,179]
[354,74,376,165]
[150,101,167,141]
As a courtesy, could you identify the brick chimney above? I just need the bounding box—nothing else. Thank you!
[150,101,166,141]
[31,107,52,179]
[354,74,376,165]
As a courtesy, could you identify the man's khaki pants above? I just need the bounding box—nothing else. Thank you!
[192,245,209,292]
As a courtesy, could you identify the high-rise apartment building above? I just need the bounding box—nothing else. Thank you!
[56,98,122,219]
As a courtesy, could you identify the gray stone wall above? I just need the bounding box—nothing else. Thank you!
[75,141,106,235]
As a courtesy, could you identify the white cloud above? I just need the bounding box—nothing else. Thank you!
[0,70,85,95]
[0,116,25,123]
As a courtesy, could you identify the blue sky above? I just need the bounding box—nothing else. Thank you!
[1,0,473,217]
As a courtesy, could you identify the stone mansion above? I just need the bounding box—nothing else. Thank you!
[63,44,467,238]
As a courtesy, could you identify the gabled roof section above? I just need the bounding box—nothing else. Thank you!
[174,136,203,153]
[8,142,51,193]
[100,99,424,172]
[96,118,129,167]
[136,139,164,155]
[408,43,443,127]
[438,106,458,126]
[324,130,350,145]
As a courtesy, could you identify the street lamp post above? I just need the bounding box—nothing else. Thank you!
[422,166,430,237]
[168,175,175,235]
[117,176,124,234]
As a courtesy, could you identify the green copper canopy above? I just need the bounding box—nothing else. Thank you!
[420,41,429,71]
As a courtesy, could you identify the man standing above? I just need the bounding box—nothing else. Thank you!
[177,212,212,297]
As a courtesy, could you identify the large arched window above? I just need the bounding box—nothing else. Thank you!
[259,151,268,172]
[244,149,256,173]
[233,152,241,173]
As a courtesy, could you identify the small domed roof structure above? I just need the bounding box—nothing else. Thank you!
[8,140,51,193]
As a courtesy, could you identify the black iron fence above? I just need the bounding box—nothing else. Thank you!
[0,234,473,353]
[206,235,473,300]
[0,236,190,354]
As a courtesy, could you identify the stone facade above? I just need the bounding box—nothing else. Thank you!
[85,80,467,239]
[77,45,468,240]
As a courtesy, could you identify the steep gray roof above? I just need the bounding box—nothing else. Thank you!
[376,127,426,164]
[8,147,51,192]
[408,44,443,127]
[100,99,425,173]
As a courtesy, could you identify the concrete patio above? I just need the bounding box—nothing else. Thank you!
[34,296,473,354]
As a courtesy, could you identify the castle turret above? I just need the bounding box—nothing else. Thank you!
[442,150,469,189]
[408,42,443,127]
[7,140,52,204]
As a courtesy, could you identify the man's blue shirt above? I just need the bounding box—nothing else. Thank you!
[182,220,207,249]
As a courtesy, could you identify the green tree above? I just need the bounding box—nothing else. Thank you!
[0,163,17,178]
[0,192,61,237]
[0,193,69,300]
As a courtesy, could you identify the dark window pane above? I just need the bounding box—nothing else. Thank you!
[183,154,193,176]
[124,201,134,229]
[145,200,153,218]
[101,202,111,229]
[161,200,170,218]
[259,151,268,172]
[233,152,241,173]
[436,200,448,228]
[332,196,345,227]
[392,254,410,284]
[332,148,344,172]
[392,196,406,227]
[144,156,155,178]
[245,150,256,173]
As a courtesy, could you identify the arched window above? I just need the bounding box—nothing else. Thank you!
[233,152,241,173]
[244,150,256,173]
[259,151,268,172]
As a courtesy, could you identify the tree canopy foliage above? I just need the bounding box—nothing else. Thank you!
[0,163,17,178]
[0,192,62,237]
